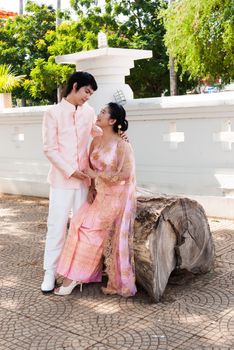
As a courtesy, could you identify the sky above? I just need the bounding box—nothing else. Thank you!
[0,0,73,13]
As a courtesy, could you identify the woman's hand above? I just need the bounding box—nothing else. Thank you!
[87,186,97,204]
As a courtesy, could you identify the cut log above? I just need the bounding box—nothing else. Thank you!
[134,188,215,302]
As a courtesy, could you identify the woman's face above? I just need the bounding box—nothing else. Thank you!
[96,106,114,129]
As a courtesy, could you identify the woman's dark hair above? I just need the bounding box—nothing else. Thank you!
[107,102,128,133]
[64,71,98,96]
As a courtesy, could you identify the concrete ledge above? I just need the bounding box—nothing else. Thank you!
[0,178,49,198]
[188,194,234,220]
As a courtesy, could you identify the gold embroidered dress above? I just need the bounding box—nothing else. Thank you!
[56,138,137,297]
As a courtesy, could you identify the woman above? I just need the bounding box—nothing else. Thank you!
[54,102,137,297]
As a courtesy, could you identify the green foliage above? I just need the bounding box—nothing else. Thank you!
[0,1,58,102]
[161,0,234,83]
[0,1,71,104]
[113,0,171,97]
[24,57,74,103]
[0,0,197,104]
[0,64,25,93]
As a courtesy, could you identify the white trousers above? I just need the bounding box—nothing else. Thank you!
[43,186,88,272]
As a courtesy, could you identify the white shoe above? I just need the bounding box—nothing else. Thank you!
[54,280,82,296]
[41,270,55,292]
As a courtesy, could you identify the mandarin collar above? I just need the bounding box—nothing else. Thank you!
[61,98,77,112]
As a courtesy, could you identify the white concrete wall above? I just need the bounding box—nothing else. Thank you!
[0,92,234,218]
[0,106,50,197]
[126,93,234,218]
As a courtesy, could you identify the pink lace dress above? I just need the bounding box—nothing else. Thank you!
[56,138,137,297]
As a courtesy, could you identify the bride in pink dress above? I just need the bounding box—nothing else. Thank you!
[54,102,137,297]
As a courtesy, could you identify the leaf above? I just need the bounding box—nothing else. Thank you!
[0,64,25,93]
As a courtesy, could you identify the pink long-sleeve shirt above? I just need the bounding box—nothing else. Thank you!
[42,98,102,189]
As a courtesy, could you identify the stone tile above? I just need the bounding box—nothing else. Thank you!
[2,261,42,285]
[206,269,234,291]
[63,311,138,342]
[177,285,234,316]
[143,287,234,349]
[216,244,234,268]
[176,313,234,349]
[0,278,157,342]
[0,263,43,289]
[213,229,234,253]
[0,279,80,323]
[102,318,193,350]
[146,301,217,336]
[177,335,233,350]
[0,308,96,350]
[85,344,116,350]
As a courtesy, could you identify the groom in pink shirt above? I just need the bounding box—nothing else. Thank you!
[41,72,102,292]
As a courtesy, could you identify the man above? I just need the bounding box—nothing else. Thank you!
[41,71,102,292]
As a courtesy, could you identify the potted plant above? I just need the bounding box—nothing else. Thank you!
[0,64,25,108]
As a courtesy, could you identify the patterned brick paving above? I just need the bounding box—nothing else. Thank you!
[0,194,234,349]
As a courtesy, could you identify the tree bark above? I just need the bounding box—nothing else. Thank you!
[169,56,177,96]
[168,0,177,96]
[134,189,215,302]
[19,0,23,15]
[56,0,62,27]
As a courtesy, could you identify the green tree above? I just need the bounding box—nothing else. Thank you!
[113,0,171,97]
[24,57,73,103]
[0,1,71,104]
[161,0,234,84]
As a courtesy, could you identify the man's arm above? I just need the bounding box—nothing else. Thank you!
[90,111,103,137]
[42,110,82,179]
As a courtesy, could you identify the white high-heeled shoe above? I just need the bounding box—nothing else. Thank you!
[54,280,83,296]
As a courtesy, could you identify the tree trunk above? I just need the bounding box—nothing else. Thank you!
[56,0,62,27]
[168,0,177,96]
[134,189,214,302]
[19,0,23,15]
[21,98,26,107]
[169,56,177,96]
[57,85,63,103]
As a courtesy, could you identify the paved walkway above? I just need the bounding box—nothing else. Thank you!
[0,194,234,350]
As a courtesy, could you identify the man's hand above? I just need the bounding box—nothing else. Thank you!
[87,186,97,204]
[71,170,89,181]
[119,131,129,142]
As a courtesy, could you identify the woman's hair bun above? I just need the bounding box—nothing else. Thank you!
[107,102,128,133]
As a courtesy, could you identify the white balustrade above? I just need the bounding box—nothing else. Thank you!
[163,121,185,149]
[213,120,234,151]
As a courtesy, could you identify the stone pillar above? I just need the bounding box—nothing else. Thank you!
[55,47,152,112]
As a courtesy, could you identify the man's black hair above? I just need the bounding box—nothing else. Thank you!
[64,71,98,96]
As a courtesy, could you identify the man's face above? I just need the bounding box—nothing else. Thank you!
[74,85,94,106]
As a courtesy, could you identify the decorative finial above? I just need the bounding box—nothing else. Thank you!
[98,32,108,49]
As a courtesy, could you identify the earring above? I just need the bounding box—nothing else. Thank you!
[118,124,122,135]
